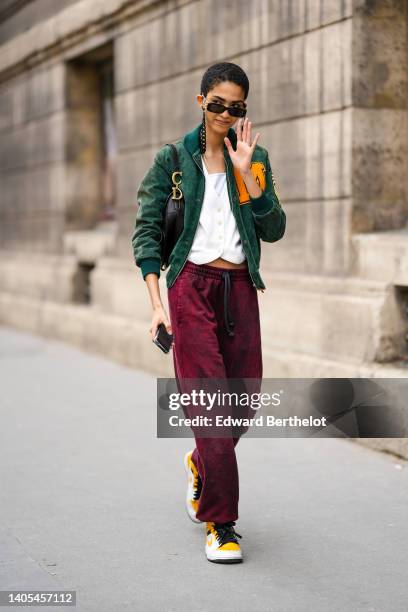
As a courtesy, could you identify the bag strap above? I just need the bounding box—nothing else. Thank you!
[165,143,180,173]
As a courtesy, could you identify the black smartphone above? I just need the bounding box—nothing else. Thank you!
[153,323,173,354]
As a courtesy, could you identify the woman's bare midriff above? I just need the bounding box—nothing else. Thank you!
[205,257,248,270]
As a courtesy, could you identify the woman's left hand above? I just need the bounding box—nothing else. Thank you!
[224,117,260,174]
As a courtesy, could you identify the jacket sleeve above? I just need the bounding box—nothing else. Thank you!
[131,147,172,281]
[249,151,286,243]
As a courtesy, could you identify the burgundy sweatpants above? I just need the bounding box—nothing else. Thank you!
[167,260,263,523]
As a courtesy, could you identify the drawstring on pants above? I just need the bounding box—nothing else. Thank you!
[222,270,235,337]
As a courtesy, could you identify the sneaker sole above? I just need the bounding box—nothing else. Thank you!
[184,451,202,524]
[206,555,243,564]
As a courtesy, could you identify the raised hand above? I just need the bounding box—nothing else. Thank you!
[223,117,260,174]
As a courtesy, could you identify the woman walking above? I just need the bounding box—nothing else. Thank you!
[132,62,286,563]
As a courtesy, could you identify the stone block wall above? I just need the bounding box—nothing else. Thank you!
[3,0,393,275]
[352,0,408,233]
[0,61,66,252]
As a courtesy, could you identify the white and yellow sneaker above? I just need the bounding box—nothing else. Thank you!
[183,450,203,523]
[205,521,243,563]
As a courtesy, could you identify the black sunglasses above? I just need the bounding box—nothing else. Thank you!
[205,99,247,118]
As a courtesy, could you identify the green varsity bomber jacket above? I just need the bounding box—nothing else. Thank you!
[131,122,286,292]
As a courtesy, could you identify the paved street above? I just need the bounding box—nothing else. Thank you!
[0,325,407,612]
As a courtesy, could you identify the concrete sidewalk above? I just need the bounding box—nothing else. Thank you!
[0,325,407,612]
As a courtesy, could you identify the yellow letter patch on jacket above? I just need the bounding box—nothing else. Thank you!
[233,162,266,205]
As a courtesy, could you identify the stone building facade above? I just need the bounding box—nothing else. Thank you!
[0,1,407,455]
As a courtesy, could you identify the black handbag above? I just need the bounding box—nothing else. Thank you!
[160,143,185,271]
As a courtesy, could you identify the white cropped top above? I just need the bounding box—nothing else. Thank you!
[187,155,247,265]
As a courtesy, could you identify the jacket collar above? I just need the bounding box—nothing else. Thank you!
[182,122,237,156]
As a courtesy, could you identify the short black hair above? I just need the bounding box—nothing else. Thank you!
[200,62,249,99]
